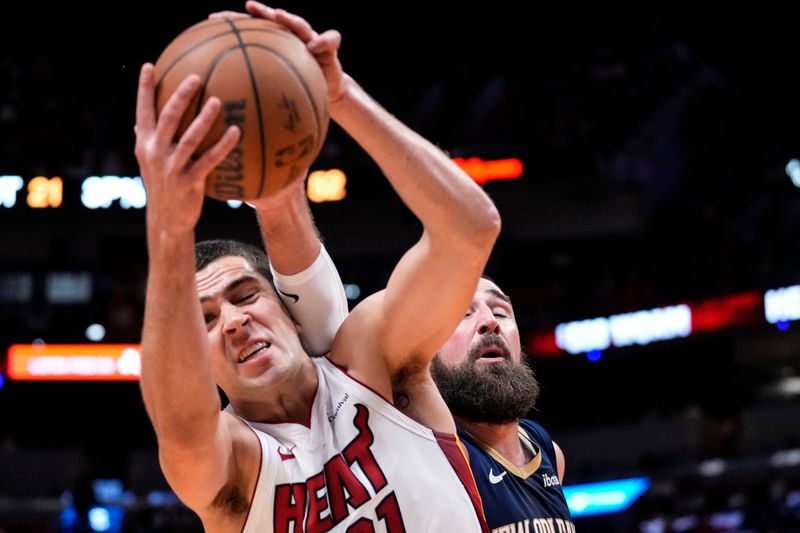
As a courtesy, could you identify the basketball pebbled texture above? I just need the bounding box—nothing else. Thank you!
[154,17,329,201]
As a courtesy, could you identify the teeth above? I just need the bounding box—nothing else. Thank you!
[239,342,270,363]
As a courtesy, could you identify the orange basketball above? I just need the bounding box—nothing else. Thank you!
[153,17,329,201]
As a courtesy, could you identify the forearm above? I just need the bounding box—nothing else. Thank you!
[330,76,500,246]
[141,230,221,446]
[255,183,320,275]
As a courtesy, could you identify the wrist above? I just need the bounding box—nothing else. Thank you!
[147,226,195,259]
[329,74,360,118]
[254,184,308,229]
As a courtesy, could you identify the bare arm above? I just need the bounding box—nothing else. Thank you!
[135,63,256,513]
[554,441,566,482]
[250,180,348,355]
[248,4,501,374]
[252,178,320,274]
[331,78,500,368]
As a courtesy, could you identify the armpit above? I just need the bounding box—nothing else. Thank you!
[211,481,249,517]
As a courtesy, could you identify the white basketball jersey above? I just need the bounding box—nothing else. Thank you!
[232,356,487,533]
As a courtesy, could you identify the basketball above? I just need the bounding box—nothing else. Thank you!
[153,17,329,201]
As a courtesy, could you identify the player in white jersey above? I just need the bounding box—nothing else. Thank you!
[134,2,499,532]
[236,355,483,533]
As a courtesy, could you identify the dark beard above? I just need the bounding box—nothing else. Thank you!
[431,335,540,424]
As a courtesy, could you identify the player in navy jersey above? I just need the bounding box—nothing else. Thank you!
[432,277,576,532]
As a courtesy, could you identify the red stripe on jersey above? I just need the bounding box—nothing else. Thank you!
[433,430,490,533]
[240,422,264,533]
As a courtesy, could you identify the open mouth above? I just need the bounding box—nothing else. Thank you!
[477,346,507,360]
[238,341,271,364]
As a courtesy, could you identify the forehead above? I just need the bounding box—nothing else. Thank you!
[196,255,267,299]
[475,278,511,304]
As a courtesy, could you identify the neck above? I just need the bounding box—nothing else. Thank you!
[232,360,318,426]
[457,417,529,467]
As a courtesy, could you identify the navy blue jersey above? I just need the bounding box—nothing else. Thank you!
[458,419,575,533]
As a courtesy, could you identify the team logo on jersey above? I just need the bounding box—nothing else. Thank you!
[489,468,507,484]
[274,404,407,532]
[277,445,296,461]
[542,472,560,488]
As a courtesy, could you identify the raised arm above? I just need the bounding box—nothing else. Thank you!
[134,63,257,515]
[249,181,348,356]
[245,3,500,374]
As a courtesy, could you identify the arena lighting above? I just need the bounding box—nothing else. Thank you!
[26,176,63,208]
[786,158,800,188]
[452,157,524,185]
[81,176,147,209]
[307,169,347,203]
[0,175,24,207]
[764,284,800,323]
[530,289,767,357]
[698,459,726,477]
[770,448,800,468]
[7,344,141,381]
[87,505,124,533]
[554,305,691,355]
[0,158,516,209]
[562,477,650,517]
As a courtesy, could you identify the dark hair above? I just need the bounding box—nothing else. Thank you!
[195,239,273,283]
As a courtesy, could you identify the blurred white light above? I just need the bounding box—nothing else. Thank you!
[786,159,800,188]
[698,459,726,476]
[81,176,146,209]
[45,272,92,304]
[555,317,611,354]
[639,517,667,533]
[86,324,106,342]
[88,506,111,531]
[671,515,700,532]
[764,285,800,323]
[776,377,800,397]
[770,448,800,467]
[227,200,243,208]
[117,348,142,376]
[0,273,33,302]
[0,175,24,207]
[344,283,361,300]
[609,305,691,347]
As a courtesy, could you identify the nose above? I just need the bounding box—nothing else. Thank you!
[221,302,250,337]
[475,302,500,335]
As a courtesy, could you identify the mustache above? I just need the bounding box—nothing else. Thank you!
[467,334,512,362]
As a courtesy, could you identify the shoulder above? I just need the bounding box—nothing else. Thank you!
[328,291,394,392]
[520,419,558,460]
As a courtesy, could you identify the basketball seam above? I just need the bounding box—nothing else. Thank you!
[244,43,325,173]
[193,45,244,115]
[225,17,268,198]
[154,22,299,89]
[155,30,238,89]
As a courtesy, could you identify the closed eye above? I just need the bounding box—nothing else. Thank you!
[492,307,512,318]
[236,291,257,304]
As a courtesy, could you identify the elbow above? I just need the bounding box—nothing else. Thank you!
[468,201,501,250]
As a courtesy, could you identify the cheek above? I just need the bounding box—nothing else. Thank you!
[438,328,472,365]
[207,329,228,363]
[506,326,522,353]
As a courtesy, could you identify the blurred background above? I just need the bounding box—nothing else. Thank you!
[1,2,800,532]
